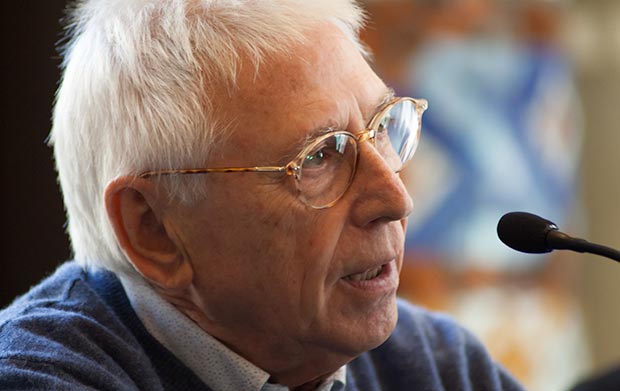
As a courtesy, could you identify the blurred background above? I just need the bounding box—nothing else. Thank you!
[3,1,620,390]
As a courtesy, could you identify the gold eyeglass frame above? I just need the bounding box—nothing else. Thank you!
[139,96,428,209]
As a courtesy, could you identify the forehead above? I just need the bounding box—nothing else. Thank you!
[213,24,387,164]
[236,25,368,104]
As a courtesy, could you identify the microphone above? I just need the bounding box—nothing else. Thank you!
[497,211,620,262]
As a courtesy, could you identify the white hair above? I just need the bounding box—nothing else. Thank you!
[49,0,367,274]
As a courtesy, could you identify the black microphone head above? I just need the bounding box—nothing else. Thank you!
[497,212,558,254]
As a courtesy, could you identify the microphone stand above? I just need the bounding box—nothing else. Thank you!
[547,230,620,262]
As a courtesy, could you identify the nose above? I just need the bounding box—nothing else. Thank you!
[348,142,414,227]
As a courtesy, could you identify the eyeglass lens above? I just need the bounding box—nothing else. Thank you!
[297,134,358,208]
[298,98,421,209]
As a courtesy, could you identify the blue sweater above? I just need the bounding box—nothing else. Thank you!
[0,262,524,390]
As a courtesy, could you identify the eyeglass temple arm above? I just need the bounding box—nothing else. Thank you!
[138,165,295,178]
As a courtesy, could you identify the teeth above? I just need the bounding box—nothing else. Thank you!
[346,265,383,282]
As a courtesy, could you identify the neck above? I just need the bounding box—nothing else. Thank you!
[156,285,350,388]
[173,303,348,388]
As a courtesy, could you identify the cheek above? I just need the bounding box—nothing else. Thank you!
[181,192,339,321]
[290,211,352,321]
[184,181,292,257]
[177,167,354,323]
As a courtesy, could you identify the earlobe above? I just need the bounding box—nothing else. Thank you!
[104,177,193,290]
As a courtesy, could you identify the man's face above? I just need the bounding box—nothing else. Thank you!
[168,25,414,377]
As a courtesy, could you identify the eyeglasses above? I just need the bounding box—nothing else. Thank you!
[139,97,427,209]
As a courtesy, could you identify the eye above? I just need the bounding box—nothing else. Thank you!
[375,114,395,147]
[378,114,395,134]
[304,146,334,169]
[301,134,349,172]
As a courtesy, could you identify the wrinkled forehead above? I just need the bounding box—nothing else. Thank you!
[236,24,365,107]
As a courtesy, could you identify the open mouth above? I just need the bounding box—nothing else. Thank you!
[344,264,385,282]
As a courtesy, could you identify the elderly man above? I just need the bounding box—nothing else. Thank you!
[0,1,524,390]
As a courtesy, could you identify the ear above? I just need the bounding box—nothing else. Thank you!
[104,176,193,290]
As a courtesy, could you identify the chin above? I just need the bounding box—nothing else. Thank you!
[368,296,399,348]
[343,294,400,357]
[298,296,398,379]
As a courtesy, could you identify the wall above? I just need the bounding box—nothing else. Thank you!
[568,0,620,374]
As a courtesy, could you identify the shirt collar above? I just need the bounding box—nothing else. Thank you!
[119,273,346,391]
[261,366,346,391]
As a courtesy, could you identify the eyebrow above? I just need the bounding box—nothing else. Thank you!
[312,88,396,137]
[373,88,396,119]
[283,88,397,162]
